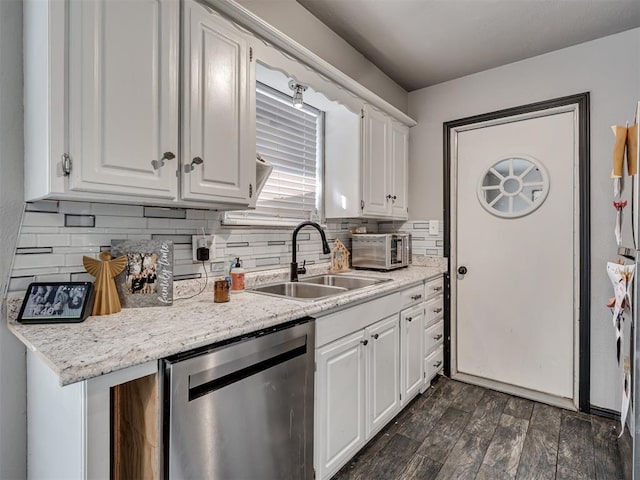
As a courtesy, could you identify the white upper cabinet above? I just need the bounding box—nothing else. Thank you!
[24,0,255,207]
[67,0,179,199]
[390,121,409,218]
[361,105,409,219]
[181,0,255,205]
[326,104,409,220]
[361,105,390,217]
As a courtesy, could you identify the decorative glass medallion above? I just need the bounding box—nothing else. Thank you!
[477,156,549,218]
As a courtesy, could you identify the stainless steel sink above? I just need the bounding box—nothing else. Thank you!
[249,282,348,301]
[248,274,392,301]
[300,274,391,290]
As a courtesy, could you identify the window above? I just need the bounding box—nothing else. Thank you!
[224,82,324,226]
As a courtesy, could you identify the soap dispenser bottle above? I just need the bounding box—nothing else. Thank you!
[230,257,245,292]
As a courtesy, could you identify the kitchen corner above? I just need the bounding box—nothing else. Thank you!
[6,256,447,387]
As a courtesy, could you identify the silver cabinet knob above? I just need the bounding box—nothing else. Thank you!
[433,307,443,314]
[411,294,422,301]
[372,334,379,340]
[433,286,443,292]
[433,334,443,341]
[183,156,204,173]
[433,360,443,368]
[360,339,369,346]
[151,151,175,170]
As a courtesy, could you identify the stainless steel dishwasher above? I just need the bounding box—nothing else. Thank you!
[162,318,315,480]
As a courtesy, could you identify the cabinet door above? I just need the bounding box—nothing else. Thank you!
[361,105,390,217]
[182,1,255,205]
[316,331,366,480]
[68,0,179,199]
[390,121,409,219]
[366,315,400,439]
[401,304,425,405]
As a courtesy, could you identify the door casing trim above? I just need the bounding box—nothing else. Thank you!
[443,92,591,412]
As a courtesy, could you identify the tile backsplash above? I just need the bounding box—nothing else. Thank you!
[378,220,444,256]
[8,200,443,292]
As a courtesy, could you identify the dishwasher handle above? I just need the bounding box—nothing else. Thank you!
[188,334,308,401]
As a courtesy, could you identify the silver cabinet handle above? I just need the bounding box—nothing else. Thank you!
[433,360,443,368]
[360,339,368,346]
[406,316,413,322]
[151,151,175,170]
[433,334,443,341]
[433,307,443,314]
[411,294,422,301]
[183,156,203,173]
[372,334,379,340]
[432,286,443,292]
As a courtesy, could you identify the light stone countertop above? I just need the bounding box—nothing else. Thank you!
[7,257,447,386]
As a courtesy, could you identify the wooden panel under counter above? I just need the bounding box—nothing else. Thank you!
[112,373,159,480]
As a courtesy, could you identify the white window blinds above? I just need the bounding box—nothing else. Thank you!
[224,82,323,226]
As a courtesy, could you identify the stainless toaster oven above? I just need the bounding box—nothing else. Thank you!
[351,233,411,270]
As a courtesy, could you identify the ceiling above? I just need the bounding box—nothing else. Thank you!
[296,0,640,91]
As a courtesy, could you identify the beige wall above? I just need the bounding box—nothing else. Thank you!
[236,0,408,113]
[408,27,640,412]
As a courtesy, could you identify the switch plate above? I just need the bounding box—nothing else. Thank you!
[429,220,439,236]
[192,235,215,263]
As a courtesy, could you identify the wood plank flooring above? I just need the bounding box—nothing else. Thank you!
[332,377,625,480]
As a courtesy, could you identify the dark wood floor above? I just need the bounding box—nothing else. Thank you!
[333,376,627,480]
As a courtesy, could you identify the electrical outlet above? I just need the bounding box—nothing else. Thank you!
[192,235,215,263]
[429,220,439,236]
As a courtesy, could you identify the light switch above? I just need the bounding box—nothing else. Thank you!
[429,220,439,236]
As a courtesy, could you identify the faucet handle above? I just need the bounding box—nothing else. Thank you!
[297,260,307,275]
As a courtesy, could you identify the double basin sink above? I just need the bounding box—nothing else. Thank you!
[249,274,391,301]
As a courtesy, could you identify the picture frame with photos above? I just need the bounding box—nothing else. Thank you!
[111,239,174,308]
[17,282,95,324]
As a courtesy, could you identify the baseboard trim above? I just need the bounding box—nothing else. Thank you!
[451,372,577,411]
[589,405,620,421]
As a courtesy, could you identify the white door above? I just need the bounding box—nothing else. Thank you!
[366,315,400,439]
[400,303,425,404]
[316,331,366,480]
[181,1,254,205]
[453,108,578,406]
[68,0,179,199]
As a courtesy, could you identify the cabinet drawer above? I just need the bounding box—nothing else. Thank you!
[424,321,444,356]
[425,347,444,382]
[424,297,444,326]
[400,284,425,309]
[426,277,444,299]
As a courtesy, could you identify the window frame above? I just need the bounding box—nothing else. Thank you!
[223,81,325,227]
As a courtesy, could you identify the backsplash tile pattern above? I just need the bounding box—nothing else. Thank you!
[8,200,444,292]
[378,220,445,256]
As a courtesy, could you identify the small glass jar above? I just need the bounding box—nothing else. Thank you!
[213,279,230,303]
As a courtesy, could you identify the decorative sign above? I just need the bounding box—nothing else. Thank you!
[111,240,174,308]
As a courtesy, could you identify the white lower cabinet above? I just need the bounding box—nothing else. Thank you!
[423,275,445,388]
[425,347,445,382]
[400,303,425,405]
[366,315,401,438]
[316,330,367,480]
[27,350,158,479]
[316,315,400,480]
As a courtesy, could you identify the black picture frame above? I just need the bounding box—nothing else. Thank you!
[17,282,95,324]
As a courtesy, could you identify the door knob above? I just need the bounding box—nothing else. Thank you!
[458,266,468,275]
